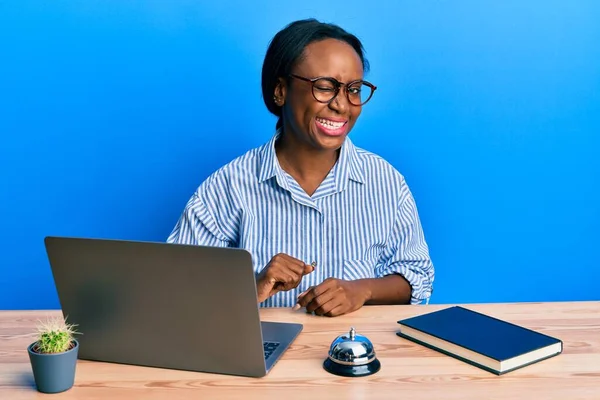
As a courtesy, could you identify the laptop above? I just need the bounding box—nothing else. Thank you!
[44,236,303,378]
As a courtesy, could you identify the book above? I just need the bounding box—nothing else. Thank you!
[396,306,563,375]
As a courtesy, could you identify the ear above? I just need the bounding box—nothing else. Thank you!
[273,77,287,107]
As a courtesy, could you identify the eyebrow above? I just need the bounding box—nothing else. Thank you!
[293,74,365,84]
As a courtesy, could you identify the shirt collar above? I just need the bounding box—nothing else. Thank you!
[336,134,365,188]
[257,129,283,184]
[258,128,365,187]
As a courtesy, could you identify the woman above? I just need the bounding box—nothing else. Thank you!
[167,19,434,316]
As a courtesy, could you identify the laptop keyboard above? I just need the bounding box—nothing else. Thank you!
[263,341,281,360]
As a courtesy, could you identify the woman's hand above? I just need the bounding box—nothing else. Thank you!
[294,274,412,316]
[294,278,371,317]
[256,253,314,303]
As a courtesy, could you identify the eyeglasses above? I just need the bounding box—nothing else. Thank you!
[289,74,377,106]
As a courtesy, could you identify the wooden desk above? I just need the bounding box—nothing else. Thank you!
[1,302,599,399]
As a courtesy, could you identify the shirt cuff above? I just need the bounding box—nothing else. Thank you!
[377,263,433,304]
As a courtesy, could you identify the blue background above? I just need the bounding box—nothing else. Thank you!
[1,1,598,309]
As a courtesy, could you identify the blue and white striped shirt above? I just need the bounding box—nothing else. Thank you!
[167,131,434,306]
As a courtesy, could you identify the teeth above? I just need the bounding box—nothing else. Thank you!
[317,118,345,129]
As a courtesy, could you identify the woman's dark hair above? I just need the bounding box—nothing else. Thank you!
[261,19,370,130]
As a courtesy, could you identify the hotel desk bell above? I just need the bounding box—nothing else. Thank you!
[323,327,381,377]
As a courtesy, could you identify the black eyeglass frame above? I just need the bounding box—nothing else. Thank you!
[289,74,377,106]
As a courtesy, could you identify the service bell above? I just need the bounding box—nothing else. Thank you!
[323,327,381,377]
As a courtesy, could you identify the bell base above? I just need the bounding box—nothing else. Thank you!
[323,358,381,377]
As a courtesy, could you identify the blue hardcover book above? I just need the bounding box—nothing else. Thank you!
[396,306,563,375]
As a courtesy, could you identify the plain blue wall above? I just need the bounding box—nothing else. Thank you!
[1,1,598,309]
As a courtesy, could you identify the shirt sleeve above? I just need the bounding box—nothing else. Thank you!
[166,192,233,247]
[375,185,435,304]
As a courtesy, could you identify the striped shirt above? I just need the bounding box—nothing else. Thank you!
[167,130,434,306]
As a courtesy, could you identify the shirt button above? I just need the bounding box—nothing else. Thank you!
[311,261,317,267]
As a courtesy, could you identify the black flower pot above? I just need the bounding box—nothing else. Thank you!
[27,340,79,393]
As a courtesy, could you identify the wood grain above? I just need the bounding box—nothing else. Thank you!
[1,302,599,399]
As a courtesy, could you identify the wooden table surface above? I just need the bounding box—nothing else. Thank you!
[1,301,599,399]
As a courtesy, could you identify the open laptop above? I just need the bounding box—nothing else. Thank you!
[44,236,303,378]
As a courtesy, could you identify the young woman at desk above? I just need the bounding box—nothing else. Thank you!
[167,19,434,317]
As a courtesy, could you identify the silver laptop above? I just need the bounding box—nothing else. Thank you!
[44,236,303,378]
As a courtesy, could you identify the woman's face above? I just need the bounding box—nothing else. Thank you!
[277,38,365,152]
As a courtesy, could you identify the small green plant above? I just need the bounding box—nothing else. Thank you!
[34,316,79,354]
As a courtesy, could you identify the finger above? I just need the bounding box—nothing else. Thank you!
[296,286,319,308]
[267,254,303,277]
[277,253,306,269]
[282,278,303,291]
[280,258,309,278]
[279,260,313,281]
[306,288,337,314]
[292,286,313,310]
[302,263,315,275]
[290,262,313,278]
[314,298,339,316]
[298,281,333,309]
[279,271,303,291]
[268,269,296,291]
[278,254,316,276]
[324,304,346,317]
[297,287,311,299]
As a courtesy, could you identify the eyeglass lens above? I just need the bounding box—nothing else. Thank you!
[311,78,373,106]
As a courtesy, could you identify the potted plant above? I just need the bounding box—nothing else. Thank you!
[27,316,80,394]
